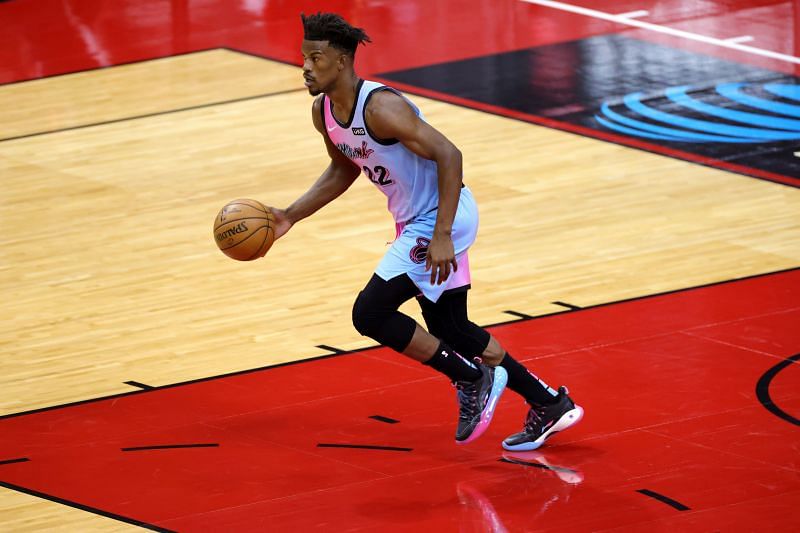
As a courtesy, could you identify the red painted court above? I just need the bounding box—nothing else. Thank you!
[1,269,798,531]
[2,0,799,530]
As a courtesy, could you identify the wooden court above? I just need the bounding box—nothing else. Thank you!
[1,0,799,530]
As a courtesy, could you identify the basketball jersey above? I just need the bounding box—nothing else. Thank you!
[321,79,439,224]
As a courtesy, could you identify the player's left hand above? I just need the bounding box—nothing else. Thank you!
[426,233,458,285]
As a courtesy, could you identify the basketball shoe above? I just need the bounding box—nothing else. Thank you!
[502,386,583,451]
[454,365,507,444]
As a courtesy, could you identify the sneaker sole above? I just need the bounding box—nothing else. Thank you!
[501,404,584,451]
[456,366,508,445]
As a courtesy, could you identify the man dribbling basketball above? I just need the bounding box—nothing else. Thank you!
[269,12,583,450]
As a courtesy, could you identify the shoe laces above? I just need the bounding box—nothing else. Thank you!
[524,404,547,432]
[455,381,481,420]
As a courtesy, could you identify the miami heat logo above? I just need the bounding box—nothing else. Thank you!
[410,237,430,264]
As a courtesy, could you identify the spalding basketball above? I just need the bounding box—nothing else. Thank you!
[213,199,275,261]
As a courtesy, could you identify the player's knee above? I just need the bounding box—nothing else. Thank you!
[352,291,417,352]
[352,290,380,338]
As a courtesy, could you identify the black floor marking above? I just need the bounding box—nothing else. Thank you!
[552,301,582,310]
[369,415,399,424]
[121,443,219,452]
[317,443,412,452]
[755,353,800,427]
[0,480,173,532]
[316,344,346,354]
[0,457,29,466]
[636,489,691,511]
[0,87,306,143]
[1,267,796,422]
[503,310,533,319]
[499,456,578,476]
[124,380,154,390]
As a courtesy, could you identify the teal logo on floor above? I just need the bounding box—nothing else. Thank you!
[596,83,800,143]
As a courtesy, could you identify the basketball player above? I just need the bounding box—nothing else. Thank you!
[270,12,583,450]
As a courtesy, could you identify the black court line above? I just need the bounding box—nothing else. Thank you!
[0,87,306,143]
[316,344,346,354]
[222,46,301,69]
[636,489,691,511]
[552,301,582,311]
[124,380,154,390]
[0,480,173,532]
[0,457,29,466]
[0,47,218,87]
[0,47,300,88]
[317,443,413,452]
[121,443,219,452]
[503,310,533,319]
[1,266,797,422]
[755,353,800,427]
[369,415,400,424]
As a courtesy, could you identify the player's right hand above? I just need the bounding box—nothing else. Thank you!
[269,207,293,240]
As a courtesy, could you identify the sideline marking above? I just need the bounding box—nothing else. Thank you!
[521,0,800,65]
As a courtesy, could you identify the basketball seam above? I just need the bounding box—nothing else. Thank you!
[219,224,270,251]
[213,216,272,232]
[247,225,274,261]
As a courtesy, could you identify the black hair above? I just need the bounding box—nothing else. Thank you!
[301,12,371,56]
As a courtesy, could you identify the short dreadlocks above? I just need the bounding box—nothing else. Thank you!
[301,12,371,57]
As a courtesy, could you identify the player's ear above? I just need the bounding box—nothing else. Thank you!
[337,53,348,71]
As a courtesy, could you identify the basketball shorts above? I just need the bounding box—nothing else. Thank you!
[375,186,478,303]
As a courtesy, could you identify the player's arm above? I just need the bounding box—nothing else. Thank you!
[365,91,463,285]
[271,96,361,239]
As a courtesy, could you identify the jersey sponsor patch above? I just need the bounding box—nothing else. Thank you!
[351,127,366,135]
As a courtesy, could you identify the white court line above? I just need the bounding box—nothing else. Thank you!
[726,35,755,44]
[521,0,800,64]
[617,10,649,19]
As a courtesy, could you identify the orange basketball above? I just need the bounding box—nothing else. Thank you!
[213,199,275,261]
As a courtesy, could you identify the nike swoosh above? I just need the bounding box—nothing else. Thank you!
[327,126,336,132]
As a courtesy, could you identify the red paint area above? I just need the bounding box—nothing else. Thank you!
[1,0,796,85]
[1,270,798,531]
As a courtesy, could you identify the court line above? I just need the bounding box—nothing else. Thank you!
[0,86,306,144]
[0,457,30,466]
[316,344,347,354]
[317,443,413,452]
[755,353,800,427]
[503,310,534,319]
[1,266,797,422]
[121,443,220,452]
[636,488,691,511]
[0,480,173,532]
[0,46,300,88]
[124,380,154,390]
[521,0,800,65]
[552,301,581,311]
[374,77,800,189]
[369,415,400,424]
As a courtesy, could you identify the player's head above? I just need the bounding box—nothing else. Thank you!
[300,12,371,95]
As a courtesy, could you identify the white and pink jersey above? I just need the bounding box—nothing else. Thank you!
[322,79,439,224]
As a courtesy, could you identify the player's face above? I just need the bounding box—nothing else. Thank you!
[301,40,345,96]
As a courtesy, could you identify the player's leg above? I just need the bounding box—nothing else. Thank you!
[352,273,506,445]
[418,290,583,450]
[351,273,480,380]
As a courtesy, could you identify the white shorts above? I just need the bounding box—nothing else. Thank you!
[375,186,478,302]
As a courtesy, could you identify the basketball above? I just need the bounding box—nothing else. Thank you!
[213,198,275,261]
